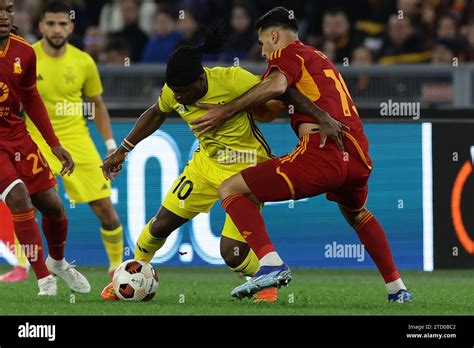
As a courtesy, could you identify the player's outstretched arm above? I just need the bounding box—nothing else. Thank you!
[190,70,287,136]
[123,102,167,146]
[101,103,167,180]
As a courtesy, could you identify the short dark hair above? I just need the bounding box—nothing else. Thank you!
[254,7,298,33]
[42,1,72,18]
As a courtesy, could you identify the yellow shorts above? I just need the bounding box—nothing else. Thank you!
[162,152,248,243]
[32,132,111,204]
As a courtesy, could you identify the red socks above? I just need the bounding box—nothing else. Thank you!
[11,209,49,279]
[222,194,275,259]
[354,211,400,283]
[9,208,68,279]
[221,193,399,284]
[42,214,68,261]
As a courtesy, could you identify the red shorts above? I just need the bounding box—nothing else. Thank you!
[0,136,57,202]
[241,132,372,211]
[0,202,14,244]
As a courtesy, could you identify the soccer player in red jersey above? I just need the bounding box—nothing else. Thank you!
[0,0,90,295]
[191,7,412,302]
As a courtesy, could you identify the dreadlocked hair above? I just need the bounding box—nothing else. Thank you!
[165,24,225,88]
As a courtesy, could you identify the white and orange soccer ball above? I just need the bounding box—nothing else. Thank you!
[112,259,159,301]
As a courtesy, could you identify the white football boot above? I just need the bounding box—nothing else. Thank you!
[38,274,57,296]
[46,257,91,293]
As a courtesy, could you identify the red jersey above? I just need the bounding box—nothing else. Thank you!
[0,33,59,149]
[263,40,371,168]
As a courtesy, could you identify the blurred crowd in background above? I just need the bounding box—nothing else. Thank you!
[11,0,474,65]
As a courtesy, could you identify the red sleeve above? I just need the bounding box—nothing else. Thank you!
[263,46,302,86]
[19,51,60,148]
[20,48,37,90]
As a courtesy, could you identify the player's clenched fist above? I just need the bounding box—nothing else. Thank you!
[51,146,75,176]
[101,147,127,181]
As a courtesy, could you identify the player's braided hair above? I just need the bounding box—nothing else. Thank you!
[165,24,225,88]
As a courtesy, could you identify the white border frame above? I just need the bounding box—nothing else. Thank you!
[422,123,434,271]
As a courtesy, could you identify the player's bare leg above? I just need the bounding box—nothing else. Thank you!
[219,173,260,204]
[89,198,123,277]
[220,208,278,302]
[220,173,291,299]
[220,236,252,269]
[338,204,412,303]
[221,226,278,302]
[31,188,90,293]
[3,183,56,295]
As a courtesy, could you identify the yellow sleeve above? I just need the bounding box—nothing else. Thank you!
[231,67,261,97]
[157,84,174,113]
[83,54,104,97]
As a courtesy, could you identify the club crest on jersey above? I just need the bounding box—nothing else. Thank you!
[64,66,76,84]
[13,58,22,74]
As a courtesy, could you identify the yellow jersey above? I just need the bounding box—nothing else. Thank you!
[158,66,273,171]
[25,41,103,140]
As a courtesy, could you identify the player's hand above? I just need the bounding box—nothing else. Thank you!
[101,147,127,181]
[51,146,75,176]
[318,113,350,152]
[190,103,232,137]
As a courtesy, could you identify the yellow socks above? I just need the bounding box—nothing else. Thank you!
[100,225,124,272]
[134,218,166,263]
[230,248,259,277]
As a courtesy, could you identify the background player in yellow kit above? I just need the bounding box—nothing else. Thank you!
[0,1,123,281]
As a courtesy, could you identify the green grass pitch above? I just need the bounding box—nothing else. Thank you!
[1,265,473,315]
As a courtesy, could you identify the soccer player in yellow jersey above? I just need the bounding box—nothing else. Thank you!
[100,27,281,302]
[0,1,123,281]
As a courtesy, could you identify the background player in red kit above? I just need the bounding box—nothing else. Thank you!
[0,0,89,295]
[191,7,412,303]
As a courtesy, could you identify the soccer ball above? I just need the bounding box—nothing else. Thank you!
[112,259,159,301]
